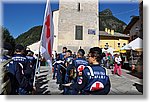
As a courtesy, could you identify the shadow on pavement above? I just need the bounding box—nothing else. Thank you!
[35,73,50,95]
[133,83,143,94]
[127,71,143,79]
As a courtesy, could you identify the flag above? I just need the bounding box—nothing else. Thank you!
[40,0,54,68]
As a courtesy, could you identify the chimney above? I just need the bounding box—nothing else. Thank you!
[105,28,108,32]
[111,29,114,35]
[107,29,110,34]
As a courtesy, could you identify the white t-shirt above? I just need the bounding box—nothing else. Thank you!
[115,56,122,64]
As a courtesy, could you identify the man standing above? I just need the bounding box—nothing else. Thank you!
[63,49,88,94]
[56,47,67,84]
[6,44,32,95]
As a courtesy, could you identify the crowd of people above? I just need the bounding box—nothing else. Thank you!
[1,43,37,95]
[52,47,111,95]
[1,42,126,95]
[100,52,122,76]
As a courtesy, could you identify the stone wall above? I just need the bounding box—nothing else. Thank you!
[57,0,99,53]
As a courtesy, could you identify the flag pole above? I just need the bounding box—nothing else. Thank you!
[34,0,49,74]
[32,0,50,89]
[33,41,41,89]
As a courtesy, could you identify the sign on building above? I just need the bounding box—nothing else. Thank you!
[88,29,96,35]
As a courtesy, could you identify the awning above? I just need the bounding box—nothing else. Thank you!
[120,37,143,51]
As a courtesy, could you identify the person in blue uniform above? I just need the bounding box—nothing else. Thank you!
[63,49,88,94]
[57,50,73,91]
[26,50,36,92]
[56,47,67,84]
[65,47,111,95]
[68,49,88,83]
[6,44,32,95]
[62,50,74,93]
[59,47,67,60]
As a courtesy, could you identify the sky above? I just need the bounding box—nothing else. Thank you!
[1,0,139,38]
[99,2,139,24]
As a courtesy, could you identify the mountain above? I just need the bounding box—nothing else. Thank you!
[15,9,127,46]
[99,9,127,33]
[2,26,15,49]
[15,26,42,47]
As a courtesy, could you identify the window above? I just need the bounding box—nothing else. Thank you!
[122,43,126,47]
[78,3,80,12]
[105,43,109,49]
[75,26,83,40]
[118,43,120,47]
[123,43,126,46]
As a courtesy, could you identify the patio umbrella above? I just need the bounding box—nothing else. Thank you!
[120,37,143,51]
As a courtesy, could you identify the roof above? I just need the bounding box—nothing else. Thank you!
[99,31,130,38]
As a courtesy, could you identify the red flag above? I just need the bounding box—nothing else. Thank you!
[40,0,54,67]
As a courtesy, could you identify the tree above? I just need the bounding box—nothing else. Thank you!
[1,26,15,48]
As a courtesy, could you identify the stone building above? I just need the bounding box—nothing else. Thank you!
[53,0,99,53]
[139,0,143,39]
[123,16,140,41]
[123,0,143,41]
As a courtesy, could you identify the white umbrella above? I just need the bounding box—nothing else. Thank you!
[120,44,133,50]
[121,37,143,50]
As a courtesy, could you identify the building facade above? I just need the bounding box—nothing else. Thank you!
[53,10,59,52]
[139,0,143,39]
[123,16,140,41]
[99,30,130,52]
[129,18,141,40]
[53,0,99,53]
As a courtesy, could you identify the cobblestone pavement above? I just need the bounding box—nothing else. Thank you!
[35,66,143,95]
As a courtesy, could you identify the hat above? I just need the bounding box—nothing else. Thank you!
[15,44,24,51]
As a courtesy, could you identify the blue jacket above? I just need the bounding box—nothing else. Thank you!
[70,64,111,95]
[26,56,36,69]
[73,57,88,72]
[6,54,33,94]
[66,57,88,83]
[65,56,74,65]
[59,53,66,61]
[26,55,36,81]
[7,54,28,75]
[67,57,88,72]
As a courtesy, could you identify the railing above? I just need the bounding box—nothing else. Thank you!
[0,59,12,95]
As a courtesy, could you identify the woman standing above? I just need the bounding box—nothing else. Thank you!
[114,54,122,76]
